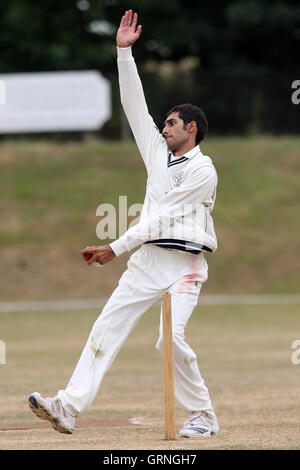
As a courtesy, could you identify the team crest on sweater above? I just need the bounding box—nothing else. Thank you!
[173,171,184,188]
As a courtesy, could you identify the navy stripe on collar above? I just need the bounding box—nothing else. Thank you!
[167,153,188,168]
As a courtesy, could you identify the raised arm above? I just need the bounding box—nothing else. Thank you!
[116,10,142,48]
[116,10,163,173]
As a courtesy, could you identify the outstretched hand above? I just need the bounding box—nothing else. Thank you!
[116,10,142,48]
[81,245,116,266]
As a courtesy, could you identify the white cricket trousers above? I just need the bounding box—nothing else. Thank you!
[58,244,213,416]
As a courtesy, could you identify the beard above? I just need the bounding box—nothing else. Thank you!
[165,135,188,153]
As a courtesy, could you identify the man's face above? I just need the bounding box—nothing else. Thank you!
[162,112,189,152]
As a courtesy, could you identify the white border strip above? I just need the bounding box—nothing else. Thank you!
[198,294,300,305]
[0,299,106,313]
[0,294,300,313]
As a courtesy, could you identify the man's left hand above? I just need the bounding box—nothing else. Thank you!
[81,245,116,266]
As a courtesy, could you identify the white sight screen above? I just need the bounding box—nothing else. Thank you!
[0,70,111,133]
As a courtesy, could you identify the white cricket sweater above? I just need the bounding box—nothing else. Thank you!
[110,46,218,257]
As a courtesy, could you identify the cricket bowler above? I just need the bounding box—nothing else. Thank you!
[29,9,219,439]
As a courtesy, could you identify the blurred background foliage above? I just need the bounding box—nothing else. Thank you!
[0,0,299,136]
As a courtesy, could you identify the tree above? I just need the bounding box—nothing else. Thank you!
[0,0,299,74]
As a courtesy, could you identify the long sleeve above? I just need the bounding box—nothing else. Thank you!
[110,165,217,256]
[117,46,163,174]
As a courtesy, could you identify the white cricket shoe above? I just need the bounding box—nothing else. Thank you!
[179,409,219,438]
[28,392,76,434]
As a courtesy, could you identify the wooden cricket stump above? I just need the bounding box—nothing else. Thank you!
[162,290,176,440]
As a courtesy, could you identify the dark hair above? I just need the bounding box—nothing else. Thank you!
[166,103,208,144]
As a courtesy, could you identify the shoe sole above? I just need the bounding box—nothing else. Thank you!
[179,428,218,438]
[28,394,73,434]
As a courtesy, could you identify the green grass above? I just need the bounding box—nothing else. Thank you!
[0,135,299,300]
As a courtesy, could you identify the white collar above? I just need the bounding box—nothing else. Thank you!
[170,145,200,160]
